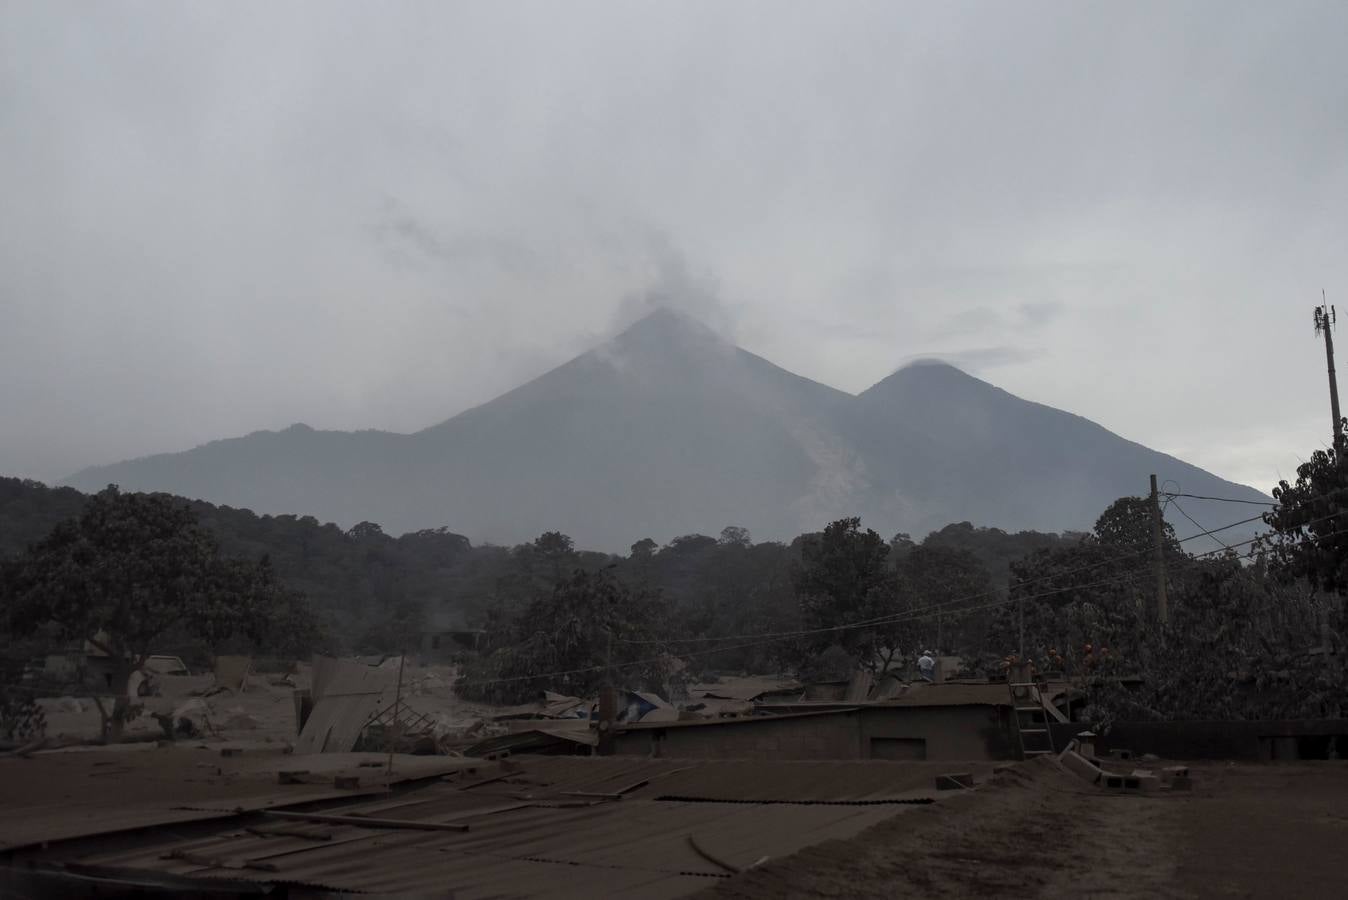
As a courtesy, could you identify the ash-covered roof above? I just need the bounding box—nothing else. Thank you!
[6,755,990,898]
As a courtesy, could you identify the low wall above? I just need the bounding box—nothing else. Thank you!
[1049,720,1348,761]
[613,710,862,760]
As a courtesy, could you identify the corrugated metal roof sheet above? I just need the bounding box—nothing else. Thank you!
[0,747,475,851]
[13,755,963,898]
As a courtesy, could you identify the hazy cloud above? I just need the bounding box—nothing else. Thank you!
[372,201,541,274]
[2,1,1347,493]
[900,347,1046,373]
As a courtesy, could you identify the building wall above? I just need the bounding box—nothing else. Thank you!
[612,705,1015,761]
[857,706,1012,761]
[613,712,863,760]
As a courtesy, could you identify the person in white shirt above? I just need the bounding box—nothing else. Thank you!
[917,650,936,682]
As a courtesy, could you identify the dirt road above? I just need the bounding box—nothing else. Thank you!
[701,758,1348,899]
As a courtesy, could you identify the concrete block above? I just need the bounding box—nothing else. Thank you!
[334,775,361,789]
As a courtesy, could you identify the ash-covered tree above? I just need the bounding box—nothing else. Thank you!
[1263,436,1348,593]
[982,496,1177,675]
[718,525,752,548]
[794,518,899,672]
[3,486,321,738]
[455,566,670,705]
[893,545,996,660]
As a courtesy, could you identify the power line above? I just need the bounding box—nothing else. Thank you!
[1168,498,1233,551]
[1160,492,1276,507]
[621,508,1269,647]
[451,522,1348,692]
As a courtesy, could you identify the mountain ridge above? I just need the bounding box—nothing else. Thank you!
[63,309,1269,550]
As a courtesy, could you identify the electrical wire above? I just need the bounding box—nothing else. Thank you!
[449,525,1348,691]
[450,511,1345,690]
[1160,492,1276,507]
[620,509,1269,647]
[1167,498,1233,551]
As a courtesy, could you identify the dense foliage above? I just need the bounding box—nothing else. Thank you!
[2,486,322,735]
[455,567,670,705]
[1263,438,1348,593]
[4,473,1343,723]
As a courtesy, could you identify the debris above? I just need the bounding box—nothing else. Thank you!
[621,690,677,723]
[334,775,361,789]
[277,770,309,785]
[144,655,191,677]
[294,657,397,754]
[168,698,215,737]
[212,656,252,694]
[1,736,49,758]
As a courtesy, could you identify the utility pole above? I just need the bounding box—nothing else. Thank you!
[1149,474,1169,626]
[596,624,616,756]
[385,650,406,776]
[1314,295,1342,446]
[1015,577,1024,658]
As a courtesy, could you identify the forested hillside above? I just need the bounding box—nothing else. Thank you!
[0,477,1064,656]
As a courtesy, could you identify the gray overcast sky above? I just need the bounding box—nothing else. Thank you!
[3,1,1346,493]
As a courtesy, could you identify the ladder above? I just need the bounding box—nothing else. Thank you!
[1008,679,1057,759]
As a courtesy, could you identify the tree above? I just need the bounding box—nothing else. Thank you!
[1263,440,1348,593]
[982,496,1171,675]
[894,545,995,660]
[456,567,669,704]
[4,487,320,737]
[794,518,895,671]
[1094,497,1178,558]
[718,526,752,547]
[346,521,388,542]
[533,531,576,580]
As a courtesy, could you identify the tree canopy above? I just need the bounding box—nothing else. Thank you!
[455,566,669,704]
[3,486,322,734]
[1264,440,1348,594]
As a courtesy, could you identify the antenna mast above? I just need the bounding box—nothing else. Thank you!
[1315,291,1342,446]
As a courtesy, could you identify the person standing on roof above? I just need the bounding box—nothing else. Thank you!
[917,650,936,682]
